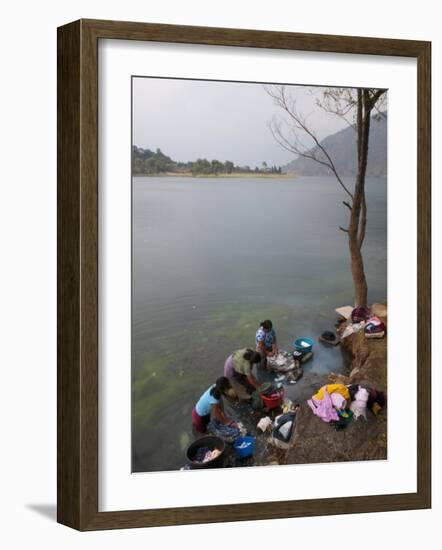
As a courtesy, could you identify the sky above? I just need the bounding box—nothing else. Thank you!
[132,77,352,168]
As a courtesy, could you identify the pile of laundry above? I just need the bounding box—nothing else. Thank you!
[266,350,296,373]
[341,306,387,340]
[193,446,223,464]
[307,383,386,431]
[207,419,247,443]
[267,349,311,385]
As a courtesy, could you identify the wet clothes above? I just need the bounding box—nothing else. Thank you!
[207,419,241,442]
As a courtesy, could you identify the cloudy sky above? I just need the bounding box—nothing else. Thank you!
[132,77,350,168]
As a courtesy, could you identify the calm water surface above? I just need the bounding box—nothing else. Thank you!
[132,176,387,472]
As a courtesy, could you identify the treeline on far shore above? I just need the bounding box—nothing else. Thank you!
[132,146,284,176]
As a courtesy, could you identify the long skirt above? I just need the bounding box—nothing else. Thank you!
[191,407,210,433]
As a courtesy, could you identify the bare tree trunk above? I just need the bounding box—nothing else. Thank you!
[267,85,386,307]
[349,235,368,306]
[348,90,371,307]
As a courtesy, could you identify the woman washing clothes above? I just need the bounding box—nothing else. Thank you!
[223,348,261,394]
[255,319,278,369]
[192,376,236,434]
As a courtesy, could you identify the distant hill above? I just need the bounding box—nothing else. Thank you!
[284,114,387,177]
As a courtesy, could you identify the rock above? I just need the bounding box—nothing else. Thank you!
[283,303,387,465]
[285,403,387,464]
[372,302,387,320]
[328,372,351,385]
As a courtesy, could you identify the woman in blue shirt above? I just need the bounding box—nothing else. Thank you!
[256,319,278,369]
[191,376,236,434]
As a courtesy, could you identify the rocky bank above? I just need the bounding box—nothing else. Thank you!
[284,304,387,464]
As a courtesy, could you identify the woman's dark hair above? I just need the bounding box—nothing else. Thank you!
[260,320,273,331]
[243,349,261,365]
[210,376,231,399]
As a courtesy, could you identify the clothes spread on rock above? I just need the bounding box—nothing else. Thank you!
[350,386,370,420]
[308,387,340,423]
[312,384,350,402]
[348,384,360,401]
[351,306,371,323]
[364,315,386,338]
[330,391,347,410]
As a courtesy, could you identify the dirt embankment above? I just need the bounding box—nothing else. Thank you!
[284,305,387,465]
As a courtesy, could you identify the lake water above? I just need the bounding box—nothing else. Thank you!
[132,176,387,472]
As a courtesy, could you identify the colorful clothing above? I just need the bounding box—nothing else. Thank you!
[192,407,210,433]
[350,386,370,420]
[207,419,241,443]
[224,354,235,378]
[313,384,350,402]
[331,392,347,410]
[255,327,277,351]
[308,387,340,423]
[195,384,220,416]
[231,348,252,376]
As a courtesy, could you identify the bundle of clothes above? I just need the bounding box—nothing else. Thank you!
[341,306,387,340]
[266,350,295,372]
[266,349,309,385]
[307,383,386,431]
[193,446,222,464]
[207,419,246,443]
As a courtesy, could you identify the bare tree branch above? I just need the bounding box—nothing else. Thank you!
[314,87,358,131]
[266,85,354,200]
[266,84,386,307]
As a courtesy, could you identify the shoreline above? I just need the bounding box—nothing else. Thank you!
[283,302,388,465]
[133,172,296,179]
